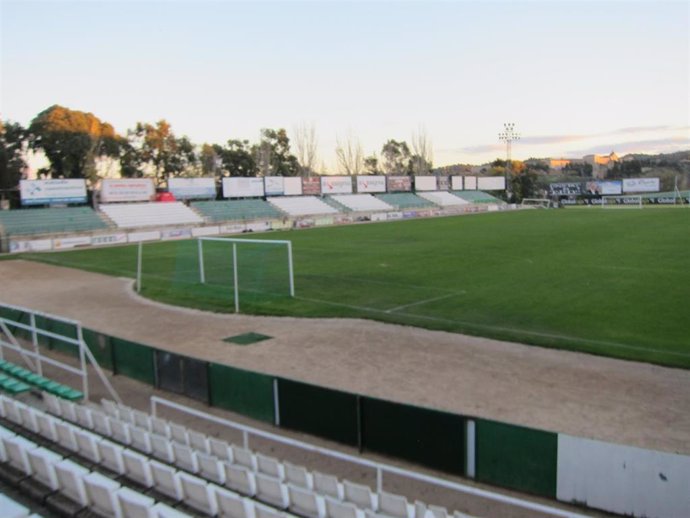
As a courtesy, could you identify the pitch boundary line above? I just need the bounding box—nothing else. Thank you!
[385,292,463,313]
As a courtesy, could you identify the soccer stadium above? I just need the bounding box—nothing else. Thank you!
[0,172,688,518]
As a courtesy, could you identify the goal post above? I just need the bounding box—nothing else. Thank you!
[198,237,295,313]
[520,198,550,209]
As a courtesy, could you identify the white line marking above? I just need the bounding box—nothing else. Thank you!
[385,292,463,313]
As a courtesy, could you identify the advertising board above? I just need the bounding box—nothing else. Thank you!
[168,177,216,199]
[222,177,265,198]
[356,176,386,193]
[20,179,87,206]
[101,178,155,203]
[321,176,353,194]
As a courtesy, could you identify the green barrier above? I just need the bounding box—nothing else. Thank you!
[277,379,359,447]
[111,337,155,385]
[475,419,557,498]
[81,328,113,370]
[209,364,274,423]
[46,318,79,357]
[361,397,465,475]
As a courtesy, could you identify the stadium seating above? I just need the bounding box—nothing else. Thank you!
[375,193,435,209]
[0,206,109,236]
[0,359,83,400]
[268,196,340,216]
[192,199,284,222]
[417,192,469,207]
[99,202,203,229]
[451,191,501,203]
[330,194,393,212]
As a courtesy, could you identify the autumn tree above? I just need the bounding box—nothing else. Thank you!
[0,120,27,191]
[29,105,119,184]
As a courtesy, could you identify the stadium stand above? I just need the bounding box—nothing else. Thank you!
[191,200,284,223]
[375,193,435,210]
[417,192,469,207]
[0,207,109,236]
[268,196,340,216]
[452,191,501,204]
[99,202,203,229]
[330,194,393,212]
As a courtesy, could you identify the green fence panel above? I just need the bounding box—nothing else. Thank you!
[277,379,359,446]
[111,337,155,385]
[208,363,274,423]
[45,318,79,357]
[475,419,557,498]
[361,397,465,475]
[81,328,113,370]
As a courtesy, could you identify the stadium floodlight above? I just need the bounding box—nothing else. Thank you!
[498,122,520,198]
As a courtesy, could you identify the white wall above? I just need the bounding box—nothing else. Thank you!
[558,434,690,518]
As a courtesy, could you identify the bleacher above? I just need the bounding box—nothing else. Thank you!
[417,192,468,207]
[330,195,393,212]
[0,388,474,518]
[452,191,501,204]
[0,207,109,236]
[268,196,340,217]
[191,200,283,223]
[375,193,434,210]
[99,202,203,229]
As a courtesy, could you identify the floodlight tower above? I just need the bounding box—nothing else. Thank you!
[498,122,520,200]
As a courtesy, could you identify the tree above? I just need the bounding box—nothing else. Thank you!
[335,132,363,176]
[29,105,119,184]
[292,122,318,177]
[410,126,433,175]
[363,154,380,175]
[252,129,299,177]
[0,120,27,192]
[219,140,256,177]
[381,139,411,175]
[199,143,222,177]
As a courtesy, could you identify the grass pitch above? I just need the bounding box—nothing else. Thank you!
[15,208,690,368]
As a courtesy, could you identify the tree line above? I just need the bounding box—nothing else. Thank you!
[0,105,435,190]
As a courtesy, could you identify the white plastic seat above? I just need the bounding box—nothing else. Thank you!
[198,451,225,484]
[288,484,325,518]
[285,462,312,489]
[428,505,449,518]
[343,481,375,510]
[36,412,58,442]
[0,492,30,518]
[314,471,343,500]
[224,463,256,496]
[84,471,122,518]
[93,411,112,436]
[150,460,184,500]
[55,420,78,451]
[188,430,210,454]
[99,441,126,475]
[2,397,22,424]
[179,472,218,515]
[151,417,170,438]
[101,399,119,418]
[4,435,38,474]
[413,501,427,518]
[18,405,39,433]
[378,491,410,518]
[169,423,189,445]
[123,449,155,488]
[58,399,77,423]
[118,405,134,425]
[55,458,90,506]
[255,502,287,518]
[130,426,153,454]
[27,447,63,490]
[255,473,289,508]
[151,433,175,463]
[133,410,152,431]
[257,453,285,480]
[325,497,360,518]
[214,486,251,518]
[173,442,199,473]
[153,502,195,517]
[209,437,232,461]
[109,418,132,444]
[231,445,256,471]
[0,424,16,461]
[117,486,156,518]
[74,428,102,463]
[75,405,94,429]
[43,392,62,416]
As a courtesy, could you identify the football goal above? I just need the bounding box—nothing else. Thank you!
[521,198,551,209]
[136,237,294,313]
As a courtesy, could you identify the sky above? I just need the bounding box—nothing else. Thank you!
[1,0,689,171]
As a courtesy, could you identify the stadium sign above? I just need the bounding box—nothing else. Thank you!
[101,178,155,203]
[168,177,216,199]
[549,182,582,195]
[283,177,303,196]
[585,181,622,195]
[20,179,87,206]
[302,177,321,195]
[477,176,506,191]
[387,176,412,192]
[356,176,386,193]
[623,178,660,193]
[321,176,353,194]
[414,176,437,191]
[450,176,464,190]
[222,177,265,198]
[264,176,285,196]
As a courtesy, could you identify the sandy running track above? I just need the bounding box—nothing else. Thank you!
[1,259,688,455]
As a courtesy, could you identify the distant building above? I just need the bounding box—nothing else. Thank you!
[583,152,619,178]
[549,158,571,170]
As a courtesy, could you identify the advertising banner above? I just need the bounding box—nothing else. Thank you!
[437,176,450,191]
[549,183,582,195]
[283,177,303,196]
[264,176,285,196]
[356,176,386,193]
[414,176,437,191]
[53,236,92,250]
[464,176,477,190]
[387,176,412,192]
[585,181,622,195]
[9,239,53,253]
[477,176,506,191]
[91,233,128,247]
[302,177,321,195]
[222,177,265,198]
[451,176,464,190]
[623,178,660,193]
[20,179,87,206]
[321,176,353,194]
[101,178,155,203]
[168,177,216,200]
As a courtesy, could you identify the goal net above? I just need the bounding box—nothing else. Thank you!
[136,237,294,313]
[520,198,550,209]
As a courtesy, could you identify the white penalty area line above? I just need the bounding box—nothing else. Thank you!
[385,292,464,313]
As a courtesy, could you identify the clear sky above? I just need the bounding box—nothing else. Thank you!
[1,0,688,170]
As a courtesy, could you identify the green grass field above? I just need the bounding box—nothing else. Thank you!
[13,208,690,368]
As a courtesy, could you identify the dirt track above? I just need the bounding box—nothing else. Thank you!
[1,259,688,456]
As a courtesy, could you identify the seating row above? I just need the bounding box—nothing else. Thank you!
[0,492,36,518]
[99,202,203,229]
[0,207,108,237]
[0,359,83,400]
